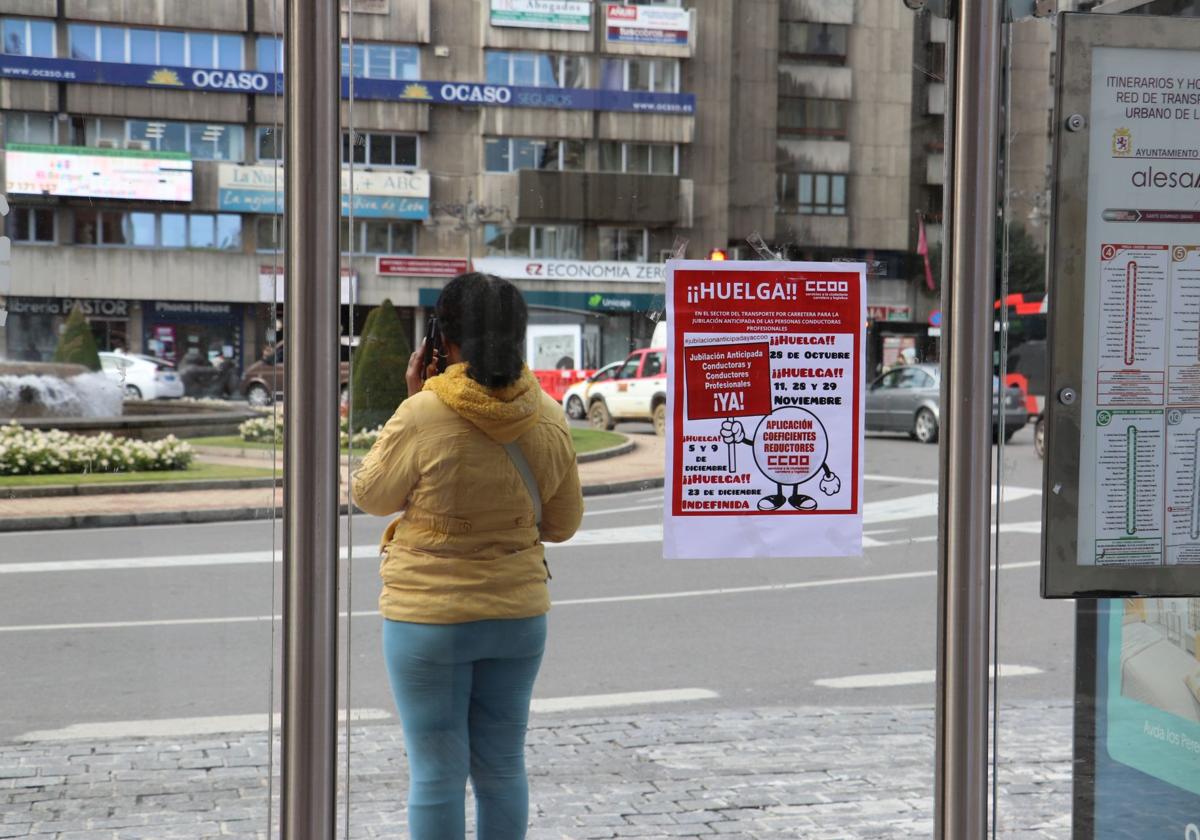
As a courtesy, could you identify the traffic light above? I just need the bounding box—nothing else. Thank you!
[708,248,728,261]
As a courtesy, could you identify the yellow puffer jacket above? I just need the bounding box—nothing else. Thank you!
[352,364,583,624]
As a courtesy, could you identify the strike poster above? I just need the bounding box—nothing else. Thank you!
[1076,47,1200,568]
[663,260,865,559]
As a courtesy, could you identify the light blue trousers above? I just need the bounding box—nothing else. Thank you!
[382,615,547,840]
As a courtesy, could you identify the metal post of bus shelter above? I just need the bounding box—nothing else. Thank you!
[281,0,340,837]
[935,0,1004,838]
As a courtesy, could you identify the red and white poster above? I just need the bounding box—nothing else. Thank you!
[664,260,866,559]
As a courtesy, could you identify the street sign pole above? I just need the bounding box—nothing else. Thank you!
[935,0,1004,837]
[281,0,340,837]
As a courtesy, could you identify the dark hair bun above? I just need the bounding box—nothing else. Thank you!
[436,273,528,388]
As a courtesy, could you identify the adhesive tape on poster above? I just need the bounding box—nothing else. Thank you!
[750,406,829,486]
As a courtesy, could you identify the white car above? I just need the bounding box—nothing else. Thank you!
[562,362,622,420]
[99,352,185,400]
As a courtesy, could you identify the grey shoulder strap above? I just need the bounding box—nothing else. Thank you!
[502,441,542,528]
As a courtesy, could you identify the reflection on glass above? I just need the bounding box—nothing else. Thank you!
[365,221,390,255]
[217,215,242,251]
[1,18,51,57]
[126,212,156,247]
[217,34,242,70]
[67,23,95,60]
[5,112,56,145]
[189,33,214,69]
[258,35,281,73]
[159,30,184,65]
[160,213,187,248]
[189,216,215,249]
[129,28,156,63]
[99,26,124,62]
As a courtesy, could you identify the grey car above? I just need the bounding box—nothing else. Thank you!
[865,363,1027,443]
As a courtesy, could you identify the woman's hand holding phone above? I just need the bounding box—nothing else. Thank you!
[406,340,441,395]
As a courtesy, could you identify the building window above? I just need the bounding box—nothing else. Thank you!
[484,138,585,173]
[9,207,55,243]
[598,141,677,175]
[778,23,848,64]
[340,219,416,255]
[342,131,419,168]
[778,97,849,138]
[68,25,243,69]
[256,36,419,80]
[65,117,245,160]
[4,111,60,145]
[341,42,420,80]
[484,224,581,259]
[256,36,281,74]
[777,172,847,215]
[926,42,946,80]
[256,126,284,161]
[2,18,55,57]
[599,228,648,262]
[485,51,587,88]
[599,58,679,93]
[255,216,281,252]
[73,210,242,250]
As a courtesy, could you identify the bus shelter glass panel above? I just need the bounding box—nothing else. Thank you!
[0,5,287,837]
[338,2,949,837]
[995,3,1200,839]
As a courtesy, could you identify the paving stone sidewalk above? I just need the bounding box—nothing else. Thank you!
[0,702,1071,839]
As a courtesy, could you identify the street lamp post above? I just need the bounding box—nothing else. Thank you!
[424,189,514,265]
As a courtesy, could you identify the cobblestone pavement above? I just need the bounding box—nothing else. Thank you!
[0,702,1071,839]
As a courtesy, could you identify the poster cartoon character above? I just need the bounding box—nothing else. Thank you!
[719,407,842,511]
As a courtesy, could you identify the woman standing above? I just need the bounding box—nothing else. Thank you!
[352,273,583,840]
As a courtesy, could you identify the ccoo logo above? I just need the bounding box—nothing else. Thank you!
[805,280,849,293]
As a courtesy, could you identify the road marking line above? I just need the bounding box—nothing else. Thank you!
[814,664,1043,690]
[864,474,941,487]
[867,520,1044,548]
[16,708,392,742]
[0,561,1040,634]
[0,546,376,575]
[863,487,1040,526]
[531,688,718,713]
[0,489,1045,575]
[584,503,662,516]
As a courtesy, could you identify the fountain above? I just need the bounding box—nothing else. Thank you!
[0,362,123,419]
[0,361,258,440]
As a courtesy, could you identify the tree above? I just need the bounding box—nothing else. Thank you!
[921,221,1046,299]
[350,299,411,431]
[52,304,101,371]
[999,223,1047,297]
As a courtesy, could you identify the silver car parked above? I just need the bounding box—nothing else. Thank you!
[865,363,1027,443]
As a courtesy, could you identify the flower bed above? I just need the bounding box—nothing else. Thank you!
[239,413,382,450]
[0,423,193,476]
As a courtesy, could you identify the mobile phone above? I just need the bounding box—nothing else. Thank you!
[421,316,446,379]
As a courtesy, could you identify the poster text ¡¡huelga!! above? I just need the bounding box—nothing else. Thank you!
[663,259,867,560]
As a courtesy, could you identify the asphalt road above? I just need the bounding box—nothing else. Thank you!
[0,426,1072,744]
